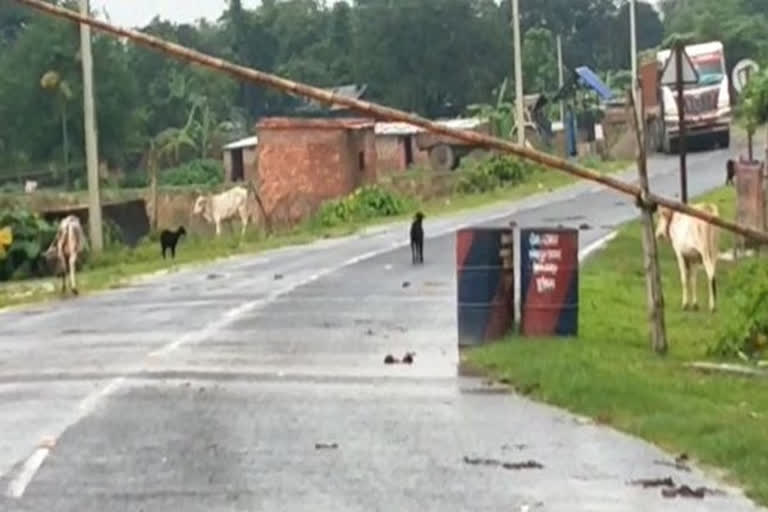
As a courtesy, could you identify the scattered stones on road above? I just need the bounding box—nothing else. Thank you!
[315,442,338,450]
[384,352,415,365]
[579,223,591,230]
[463,456,543,470]
[661,485,724,499]
[273,273,284,280]
[629,477,675,488]
[402,281,411,288]
[653,453,691,472]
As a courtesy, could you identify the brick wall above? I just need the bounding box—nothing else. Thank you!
[255,118,378,224]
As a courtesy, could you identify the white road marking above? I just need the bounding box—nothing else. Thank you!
[578,231,618,261]
[6,447,51,498]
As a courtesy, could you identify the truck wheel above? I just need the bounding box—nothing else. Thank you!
[429,144,457,172]
[720,130,731,149]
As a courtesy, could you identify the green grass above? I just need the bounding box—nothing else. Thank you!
[466,186,768,505]
[0,157,630,310]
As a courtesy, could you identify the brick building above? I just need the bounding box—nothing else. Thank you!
[255,117,378,223]
[222,135,259,183]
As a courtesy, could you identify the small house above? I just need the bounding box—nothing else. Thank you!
[222,135,258,183]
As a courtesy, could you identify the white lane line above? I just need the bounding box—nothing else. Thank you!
[578,231,618,261]
[6,446,51,498]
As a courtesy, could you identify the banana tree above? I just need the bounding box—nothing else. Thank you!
[40,70,74,188]
[466,78,516,139]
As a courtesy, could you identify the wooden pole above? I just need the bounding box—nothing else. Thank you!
[628,89,668,355]
[14,0,768,246]
[675,42,688,204]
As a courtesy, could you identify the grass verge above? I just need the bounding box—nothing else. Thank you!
[465,185,768,505]
[0,157,629,310]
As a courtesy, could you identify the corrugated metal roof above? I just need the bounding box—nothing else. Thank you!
[374,117,485,136]
[222,136,258,150]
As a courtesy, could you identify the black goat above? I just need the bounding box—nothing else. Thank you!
[160,226,186,259]
[726,159,735,186]
[410,212,425,264]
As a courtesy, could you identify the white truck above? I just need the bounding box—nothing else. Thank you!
[656,41,731,153]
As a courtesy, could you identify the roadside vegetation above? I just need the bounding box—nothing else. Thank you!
[466,186,768,505]
[0,154,628,309]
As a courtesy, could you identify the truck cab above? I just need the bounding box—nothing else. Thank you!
[656,41,731,153]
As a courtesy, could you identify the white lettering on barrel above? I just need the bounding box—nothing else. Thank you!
[528,231,562,295]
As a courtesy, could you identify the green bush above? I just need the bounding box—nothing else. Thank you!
[712,260,768,359]
[159,159,224,187]
[0,209,57,281]
[456,155,539,194]
[315,185,411,227]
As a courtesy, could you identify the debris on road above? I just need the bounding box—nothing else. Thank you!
[366,328,375,336]
[315,442,338,450]
[402,281,411,288]
[661,485,724,499]
[629,477,675,488]
[383,352,415,365]
[463,456,543,470]
[206,273,223,280]
[579,223,591,230]
[501,443,528,451]
[273,273,284,280]
[502,460,543,470]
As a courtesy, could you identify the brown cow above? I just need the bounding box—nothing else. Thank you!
[655,203,720,312]
[44,215,88,295]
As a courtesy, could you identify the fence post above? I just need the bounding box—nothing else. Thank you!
[628,89,668,355]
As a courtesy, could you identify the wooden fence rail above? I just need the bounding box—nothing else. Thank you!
[13,0,768,244]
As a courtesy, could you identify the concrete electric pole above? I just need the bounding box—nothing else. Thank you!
[511,0,525,146]
[79,0,103,252]
[557,34,564,124]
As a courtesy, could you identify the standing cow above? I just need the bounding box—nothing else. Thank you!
[192,182,268,237]
[44,215,88,295]
[655,203,720,312]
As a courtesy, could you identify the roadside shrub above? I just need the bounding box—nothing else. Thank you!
[712,260,768,359]
[315,185,411,227]
[159,159,223,187]
[0,209,57,281]
[456,155,539,194]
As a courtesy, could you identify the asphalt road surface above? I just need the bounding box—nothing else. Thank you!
[1,149,764,512]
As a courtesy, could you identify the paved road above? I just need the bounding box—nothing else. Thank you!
[0,149,763,512]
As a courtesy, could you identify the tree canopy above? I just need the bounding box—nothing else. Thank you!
[0,0,673,183]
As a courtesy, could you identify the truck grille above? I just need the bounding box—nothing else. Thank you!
[684,89,719,115]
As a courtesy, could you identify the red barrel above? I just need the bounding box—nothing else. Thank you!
[519,227,579,337]
[456,227,514,347]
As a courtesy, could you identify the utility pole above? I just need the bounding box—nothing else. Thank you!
[674,41,688,204]
[79,0,103,251]
[511,0,525,146]
[557,34,564,124]
[629,0,644,148]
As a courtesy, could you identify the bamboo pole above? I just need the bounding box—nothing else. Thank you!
[14,0,768,245]
[628,90,668,355]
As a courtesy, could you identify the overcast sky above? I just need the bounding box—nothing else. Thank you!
[91,0,660,30]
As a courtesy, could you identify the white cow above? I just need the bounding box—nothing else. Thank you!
[655,203,720,312]
[192,185,252,237]
[44,215,88,295]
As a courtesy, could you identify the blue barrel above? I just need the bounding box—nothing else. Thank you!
[519,227,579,337]
[456,227,514,347]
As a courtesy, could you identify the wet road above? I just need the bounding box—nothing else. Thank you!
[1,149,763,511]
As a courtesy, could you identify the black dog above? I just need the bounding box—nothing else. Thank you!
[160,226,186,259]
[726,159,735,186]
[410,212,425,264]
